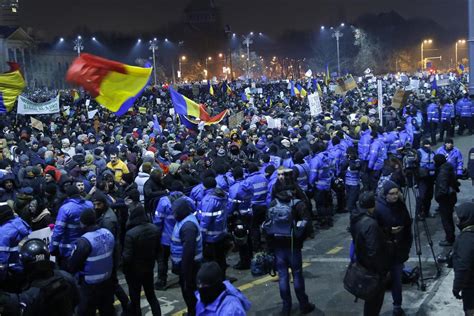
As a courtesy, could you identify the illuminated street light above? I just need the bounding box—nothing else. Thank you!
[332,29,343,74]
[340,23,345,27]
[218,53,223,58]
[320,26,325,30]
[456,39,467,65]
[92,37,96,41]
[59,37,64,42]
[179,56,186,80]
[421,39,433,69]
[137,39,141,43]
[149,38,158,85]
[73,35,84,56]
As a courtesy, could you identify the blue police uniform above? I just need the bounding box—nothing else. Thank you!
[80,228,115,285]
[436,146,464,176]
[0,216,30,280]
[170,214,203,265]
[195,280,251,316]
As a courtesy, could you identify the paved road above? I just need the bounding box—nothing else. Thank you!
[117,134,474,316]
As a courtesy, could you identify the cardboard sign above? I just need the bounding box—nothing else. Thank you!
[391,89,410,109]
[437,79,450,87]
[308,93,322,116]
[228,111,245,128]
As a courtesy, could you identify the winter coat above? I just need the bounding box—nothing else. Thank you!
[350,209,389,275]
[374,196,413,264]
[195,280,251,316]
[453,206,474,291]
[434,162,459,204]
[122,208,160,274]
[436,146,464,176]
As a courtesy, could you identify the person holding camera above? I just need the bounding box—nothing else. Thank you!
[374,180,413,316]
[434,154,460,247]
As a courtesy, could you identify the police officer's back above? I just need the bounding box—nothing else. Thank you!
[17,239,79,316]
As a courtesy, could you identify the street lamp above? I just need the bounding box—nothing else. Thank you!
[73,35,84,56]
[242,33,254,79]
[178,55,186,80]
[420,39,433,70]
[332,29,343,75]
[149,38,158,85]
[456,39,466,66]
[205,56,212,77]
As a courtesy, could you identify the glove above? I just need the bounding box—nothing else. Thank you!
[453,289,462,299]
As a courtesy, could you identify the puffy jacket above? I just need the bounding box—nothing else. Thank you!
[328,143,346,177]
[436,146,464,176]
[374,196,412,264]
[358,129,371,161]
[426,103,440,122]
[190,183,205,208]
[350,210,389,275]
[123,209,160,274]
[294,163,310,191]
[399,130,413,147]
[282,157,294,169]
[80,228,115,284]
[134,172,150,203]
[106,159,130,182]
[170,214,203,265]
[384,131,401,155]
[199,188,228,243]
[435,162,459,203]
[215,174,235,193]
[246,172,268,206]
[269,155,281,168]
[368,137,387,171]
[227,179,254,216]
[195,280,251,316]
[153,192,188,246]
[441,103,455,121]
[0,216,31,279]
[50,198,93,258]
[265,173,278,207]
[309,151,333,190]
[459,98,473,117]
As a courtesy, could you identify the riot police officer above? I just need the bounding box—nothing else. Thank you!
[417,139,436,219]
[68,208,115,316]
[16,238,79,316]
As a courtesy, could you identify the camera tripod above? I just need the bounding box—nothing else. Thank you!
[402,173,441,291]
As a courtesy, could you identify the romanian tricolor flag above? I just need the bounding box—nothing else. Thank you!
[296,84,308,98]
[457,64,465,75]
[179,109,228,130]
[0,63,26,113]
[222,81,232,95]
[71,90,80,103]
[290,81,298,96]
[66,53,152,116]
[208,81,215,96]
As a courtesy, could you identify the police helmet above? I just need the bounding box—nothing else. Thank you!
[19,238,51,273]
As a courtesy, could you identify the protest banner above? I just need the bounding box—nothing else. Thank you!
[17,95,60,115]
[228,111,244,129]
[87,109,98,119]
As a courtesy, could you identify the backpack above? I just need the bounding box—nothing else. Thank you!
[251,252,276,277]
[401,266,420,285]
[262,199,298,237]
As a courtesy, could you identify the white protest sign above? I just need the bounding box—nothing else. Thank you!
[169,108,175,116]
[251,82,256,89]
[266,116,275,128]
[257,88,263,94]
[280,91,284,99]
[28,227,55,262]
[308,93,322,117]
[85,99,91,106]
[156,98,161,105]
[274,119,282,129]
[87,109,98,119]
[245,87,251,95]
[305,69,313,77]
[17,95,60,115]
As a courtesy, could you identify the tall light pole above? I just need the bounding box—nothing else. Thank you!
[456,39,466,66]
[149,38,158,86]
[420,39,432,70]
[205,56,212,78]
[73,35,83,56]
[331,24,344,75]
[470,0,474,95]
[242,32,254,80]
[178,56,186,81]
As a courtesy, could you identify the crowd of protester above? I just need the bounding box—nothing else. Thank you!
[0,72,474,316]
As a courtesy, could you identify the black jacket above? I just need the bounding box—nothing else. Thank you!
[143,177,167,211]
[122,209,160,274]
[435,162,459,203]
[350,209,389,275]
[374,196,413,264]
[453,206,474,291]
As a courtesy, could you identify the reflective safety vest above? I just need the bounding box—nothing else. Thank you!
[81,228,114,285]
[170,214,203,265]
[0,216,30,279]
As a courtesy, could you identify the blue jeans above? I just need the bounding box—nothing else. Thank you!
[391,263,403,307]
[274,248,310,311]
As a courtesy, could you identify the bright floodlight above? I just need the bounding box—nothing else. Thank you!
[154,37,157,41]
[137,39,141,43]
[341,23,345,27]
[92,37,96,41]
[59,37,64,42]
[181,56,186,61]
[259,32,263,36]
[321,26,325,30]
[78,35,82,39]
[218,53,223,57]
[232,33,236,37]
[165,38,168,42]
[250,32,254,35]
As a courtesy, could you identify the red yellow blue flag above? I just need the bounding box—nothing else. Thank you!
[0,63,26,113]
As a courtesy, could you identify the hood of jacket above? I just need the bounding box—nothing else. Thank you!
[456,202,474,230]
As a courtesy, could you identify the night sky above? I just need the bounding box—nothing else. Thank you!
[20,0,466,38]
